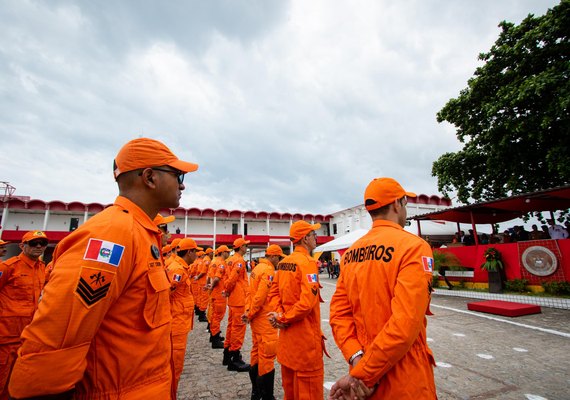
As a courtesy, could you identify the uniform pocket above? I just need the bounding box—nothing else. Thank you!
[143,268,172,329]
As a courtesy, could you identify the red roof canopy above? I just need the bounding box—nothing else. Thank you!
[410,185,570,224]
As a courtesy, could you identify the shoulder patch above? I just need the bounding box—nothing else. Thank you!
[84,238,125,267]
[0,271,3,278]
[306,273,318,283]
[75,266,116,307]
[422,256,434,273]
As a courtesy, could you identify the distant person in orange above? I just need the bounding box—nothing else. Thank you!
[206,245,231,349]
[267,220,325,400]
[198,248,213,323]
[162,244,172,259]
[329,177,436,400]
[0,240,8,260]
[154,213,175,247]
[222,238,251,372]
[167,237,202,391]
[166,237,182,267]
[244,244,284,400]
[190,250,204,317]
[8,138,198,399]
[0,230,48,400]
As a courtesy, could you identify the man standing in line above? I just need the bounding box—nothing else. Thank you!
[243,244,284,400]
[328,177,436,400]
[267,221,324,400]
[222,238,251,372]
[167,238,202,391]
[196,248,212,323]
[8,138,198,399]
[207,245,231,349]
[0,231,49,400]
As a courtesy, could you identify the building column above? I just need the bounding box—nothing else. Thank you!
[184,211,188,236]
[266,216,270,244]
[213,214,217,250]
[0,203,9,237]
[83,207,89,225]
[240,213,245,236]
[42,207,50,231]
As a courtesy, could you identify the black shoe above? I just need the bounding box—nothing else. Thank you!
[258,369,276,400]
[198,311,208,322]
[211,333,224,349]
[228,350,250,372]
[249,364,261,400]
[222,347,231,366]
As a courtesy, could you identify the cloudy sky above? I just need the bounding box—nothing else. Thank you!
[0,0,559,214]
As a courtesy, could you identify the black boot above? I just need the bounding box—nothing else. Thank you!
[228,350,250,372]
[222,347,231,366]
[249,364,261,400]
[198,310,208,322]
[211,333,224,349]
[258,369,276,400]
[207,322,211,334]
[194,305,199,315]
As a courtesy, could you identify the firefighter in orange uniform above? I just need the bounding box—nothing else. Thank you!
[8,138,198,399]
[222,238,250,372]
[244,244,284,400]
[206,245,230,349]
[154,214,175,247]
[199,248,213,324]
[329,178,437,400]
[166,238,182,267]
[0,231,48,400]
[162,244,172,259]
[267,221,325,400]
[167,237,202,391]
[190,251,204,317]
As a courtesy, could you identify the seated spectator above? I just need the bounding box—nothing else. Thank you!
[529,224,543,240]
[541,225,551,239]
[463,229,475,246]
[480,233,489,244]
[514,225,530,241]
[548,219,569,240]
[502,230,512,243]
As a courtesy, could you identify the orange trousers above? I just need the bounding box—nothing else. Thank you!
[197,284,209,311]
[171,332,189,391]
[224,305,246,351]
[210,296,227,336]
[0,343,18,400]
[281,364,324,400]
[250,317,278,375]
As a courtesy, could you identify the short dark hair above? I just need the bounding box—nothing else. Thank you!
[177,249,188,257]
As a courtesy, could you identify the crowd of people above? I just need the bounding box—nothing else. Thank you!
[1,137,564,399]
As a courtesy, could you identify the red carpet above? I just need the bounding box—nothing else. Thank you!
[467,300,541,317]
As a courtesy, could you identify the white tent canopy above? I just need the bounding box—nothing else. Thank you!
[314,229,368,253]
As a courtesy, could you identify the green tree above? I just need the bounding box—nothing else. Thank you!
[433,0,570,204]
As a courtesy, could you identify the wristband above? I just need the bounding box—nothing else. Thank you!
[349,350,364,365]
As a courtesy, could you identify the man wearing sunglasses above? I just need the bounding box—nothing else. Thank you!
[9,138,198,400]
[0,230,49,400]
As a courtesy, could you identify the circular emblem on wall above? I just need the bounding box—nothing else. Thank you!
[521,246,558,277]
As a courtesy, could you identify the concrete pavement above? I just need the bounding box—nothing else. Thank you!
[177,274,570,399]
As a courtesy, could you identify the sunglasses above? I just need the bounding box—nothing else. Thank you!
[138,168,185,184]
[27,240,48,247]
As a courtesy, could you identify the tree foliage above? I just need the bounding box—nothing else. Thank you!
[433,0,570,204]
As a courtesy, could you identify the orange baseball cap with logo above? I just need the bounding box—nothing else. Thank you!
[266,244,285,257]
[178,238,203,251]
[364,177,416,211]
[205,248,214,254]
[290,221,321,243]
[170,238,182,249]
[162,244,172,254]
[197,250,205,257]
[153,214,175,226]
[21,230,48,243]
[233,238,250,248]
[113,138,199,179]
[215,245,231,255]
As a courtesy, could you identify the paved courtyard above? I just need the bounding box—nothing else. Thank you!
[178,274,570,400]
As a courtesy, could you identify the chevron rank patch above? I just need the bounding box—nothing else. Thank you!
[75,266,116,308]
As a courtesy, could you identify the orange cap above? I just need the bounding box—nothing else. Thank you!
[178,238,203,251]
[162,244,172,254]
[21,230,48,243]
[153,213,175,226]
[170,238,182,248]
[266,244,285,257]
[205,248,214,254]
[113,138,199,179]
[215,245,231,255]
[197,250,205,256]
[233,238,250,248]
[0,239,8,245]
[290,221,321,243]
[364,177,416,211]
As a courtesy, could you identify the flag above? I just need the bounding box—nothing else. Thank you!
[84,239,125,267]
[306,273,318,283]
[422,256,434,272]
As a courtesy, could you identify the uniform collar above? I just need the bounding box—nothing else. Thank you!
[372,219,404,230]
[114,196,159,234]
[293,246,311,256]
[18,252,41,268]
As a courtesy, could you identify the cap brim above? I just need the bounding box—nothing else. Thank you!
[169,160,199,173]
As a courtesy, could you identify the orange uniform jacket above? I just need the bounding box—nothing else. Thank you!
[8,196,174,400]
[225,253,249,307]
[329,220,436,399]
[210,256,227,297]
[167,258,194,335]
[245,259,275,321]
[0,254,46,344]
[268,246,323,372]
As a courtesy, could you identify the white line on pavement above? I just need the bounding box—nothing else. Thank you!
[431,304,570,339]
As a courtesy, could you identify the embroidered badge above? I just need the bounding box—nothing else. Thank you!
[150,244,160,259]
[311,287,318,296]
[267,275,273,282]
[422,256,434,273]
[306,273,318,283]
[75,266,116,307]
[173,274,182,282]
[237,263,243,269]
[83,239,125,267]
